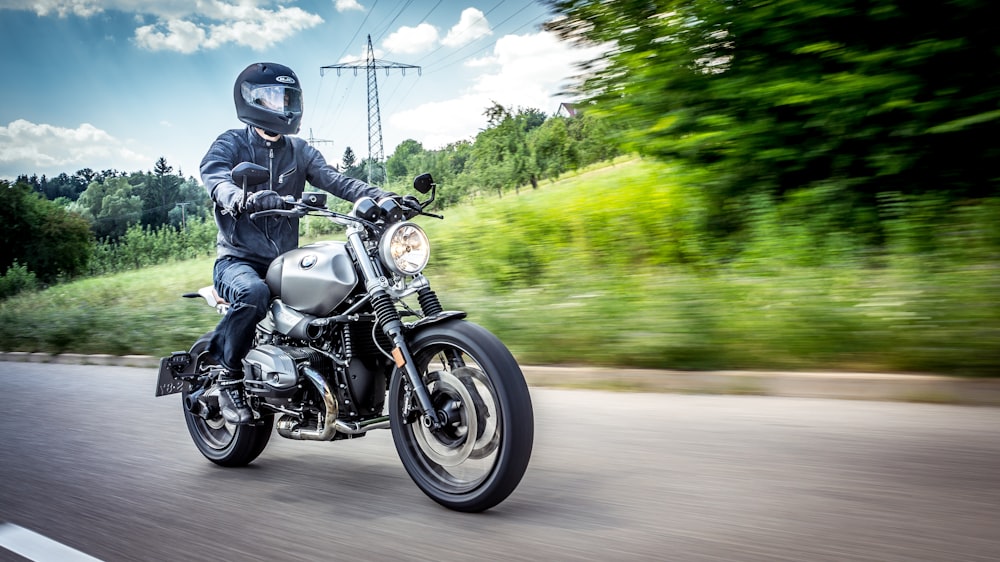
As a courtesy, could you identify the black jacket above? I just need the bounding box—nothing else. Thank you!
[200,127,386,267]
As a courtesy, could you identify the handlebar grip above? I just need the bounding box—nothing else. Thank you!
[249,209,301,220]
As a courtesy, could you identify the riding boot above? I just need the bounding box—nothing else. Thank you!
[217,372,253,425]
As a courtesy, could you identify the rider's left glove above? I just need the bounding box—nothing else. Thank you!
[240,189,284,215]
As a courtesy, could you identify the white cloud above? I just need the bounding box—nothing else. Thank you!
[134,4,323,52]
[0,119,149,177]
[471,32,596,104]
[202,6,323,51]
[382,23,438,55]
[135,19,205,54]
[2,1,325,53]
[442,7,491,48]
[388,31,603,148]
[17,0,103,17]
[464,55,499,68]
[334,0,364,12]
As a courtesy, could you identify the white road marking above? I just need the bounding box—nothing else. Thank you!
[0,524,103,562]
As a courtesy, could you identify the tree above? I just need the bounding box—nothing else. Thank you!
[545,0,1000,226]
[529,117,572,178]
[342,146,357,169]
[0,180,94,283]
[470,103,545,195]
[168,176,211,229]
[386,139,425,180]
[341,147,366,180]
[69,177,142,240]
[137,157,183,228]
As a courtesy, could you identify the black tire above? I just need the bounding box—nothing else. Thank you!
[389,320,534,512]
[181,336,273,467]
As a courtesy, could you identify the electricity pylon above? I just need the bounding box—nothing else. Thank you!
[307,128,334,149]
[321,34,420,185]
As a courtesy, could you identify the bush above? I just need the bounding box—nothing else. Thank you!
[0,261,39,300]
[88,217,218,275]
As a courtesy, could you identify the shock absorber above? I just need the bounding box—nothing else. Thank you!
[371,291,402,332]
[417,287,443,317]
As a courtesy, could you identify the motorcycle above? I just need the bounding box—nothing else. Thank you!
[155,163,534,512]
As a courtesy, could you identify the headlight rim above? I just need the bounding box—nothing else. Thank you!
[378,221,430,276]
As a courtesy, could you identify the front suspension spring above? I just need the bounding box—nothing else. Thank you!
[417,287,443,317]
[371,292,401,330]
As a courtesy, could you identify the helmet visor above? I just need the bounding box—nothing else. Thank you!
[241,83,302,115]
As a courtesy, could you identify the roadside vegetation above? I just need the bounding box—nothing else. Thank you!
[1,158,997,375]
[2,1,997,375]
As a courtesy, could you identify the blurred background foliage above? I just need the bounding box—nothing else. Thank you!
[545,0,999,234]
[2,0,998,374]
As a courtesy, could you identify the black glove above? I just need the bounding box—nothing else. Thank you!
[398,195,422,218]
[240,190,283,215]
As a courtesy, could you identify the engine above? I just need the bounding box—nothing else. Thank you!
[243,344,325,400]
[242,332,388,441]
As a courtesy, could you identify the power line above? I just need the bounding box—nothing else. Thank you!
[334,0,379,64]
[372,0,417,44]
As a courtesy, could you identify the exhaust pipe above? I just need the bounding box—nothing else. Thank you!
[276,366,339,441]
[333,417,390,435]
[275,366,392,440]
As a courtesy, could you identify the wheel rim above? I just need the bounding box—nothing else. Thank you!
[400,346,503,494]
[196,388,237,449]
[412,369,477,467]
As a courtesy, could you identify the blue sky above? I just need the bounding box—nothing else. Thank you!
[0,1,600,182]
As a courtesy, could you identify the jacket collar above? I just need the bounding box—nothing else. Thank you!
[247,126,287,150]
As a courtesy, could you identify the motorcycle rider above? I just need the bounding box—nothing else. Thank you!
[200,62,393,424]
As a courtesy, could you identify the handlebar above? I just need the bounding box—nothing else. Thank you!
[250,194,442,223]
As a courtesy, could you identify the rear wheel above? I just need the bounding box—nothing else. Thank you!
[389,320,533,512]
[181,337,272,467]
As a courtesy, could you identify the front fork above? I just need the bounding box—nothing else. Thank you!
[346,227,444,430]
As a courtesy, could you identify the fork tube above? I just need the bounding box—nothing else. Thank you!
[345,227,441,429]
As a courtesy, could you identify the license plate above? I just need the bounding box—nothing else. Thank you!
[155,356,188,397]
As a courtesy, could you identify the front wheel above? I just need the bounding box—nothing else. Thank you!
[181,336,273,467]
[389,320,534,512]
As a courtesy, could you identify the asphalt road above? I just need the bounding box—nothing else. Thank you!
[1,362,998,562]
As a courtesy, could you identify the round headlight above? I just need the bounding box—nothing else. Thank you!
[379,222,430,276]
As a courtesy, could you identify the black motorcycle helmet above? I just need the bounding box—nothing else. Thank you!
[234,62,303,135]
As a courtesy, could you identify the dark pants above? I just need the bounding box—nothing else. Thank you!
[209,257,271,373]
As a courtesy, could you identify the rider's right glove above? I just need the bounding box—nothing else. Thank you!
[240,190,284,215]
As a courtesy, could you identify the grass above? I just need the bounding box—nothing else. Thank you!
[2,157,998,376]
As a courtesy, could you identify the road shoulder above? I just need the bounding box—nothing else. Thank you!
[2,352,998,406]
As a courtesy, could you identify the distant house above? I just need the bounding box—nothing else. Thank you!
[555,103,578,118]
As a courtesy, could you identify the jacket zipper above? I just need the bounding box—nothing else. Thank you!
[268,148,275,190]
[264,147,279,255]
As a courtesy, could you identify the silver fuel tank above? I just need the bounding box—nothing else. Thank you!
[265,241,359,317]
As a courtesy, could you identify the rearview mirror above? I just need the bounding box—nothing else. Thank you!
[413,173,434,194]
[232,162,270,188]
